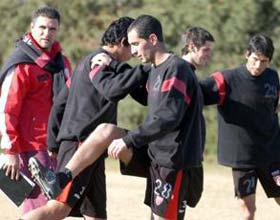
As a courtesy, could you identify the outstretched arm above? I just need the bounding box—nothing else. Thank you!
[199,71,226,105]
[91,52,149,105]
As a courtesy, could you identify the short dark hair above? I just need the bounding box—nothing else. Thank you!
[181,26,215,55]
[128,15,164,42]
[101,16,134,46]
[32,6,60,24]
[247,34,274,60]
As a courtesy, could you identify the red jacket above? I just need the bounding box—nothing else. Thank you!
[0,34,72,154]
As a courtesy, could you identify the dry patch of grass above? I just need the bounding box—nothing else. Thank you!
[1,159,279,220]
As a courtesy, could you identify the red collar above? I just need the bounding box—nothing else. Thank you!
[26,33,62,58]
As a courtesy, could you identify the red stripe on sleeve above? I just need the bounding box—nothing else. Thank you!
[89,65,102,81]
[212,72,226,105]
[161,77,191,105]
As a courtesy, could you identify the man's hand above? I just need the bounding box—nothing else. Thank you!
[2,154,20,180]
[91,53,112,69]
[108,138,129,159]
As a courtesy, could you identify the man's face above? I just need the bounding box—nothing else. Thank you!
[191,41,214,68]
[246,52,270,76]
[128,29,153,63]
[31,16,59,50]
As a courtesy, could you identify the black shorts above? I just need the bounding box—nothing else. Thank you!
[232,163,280,198]
[144,164,192,220]
[120,145,150,178]
[56,140,107,218]
[184,166,203,208]
[120,146,202,219]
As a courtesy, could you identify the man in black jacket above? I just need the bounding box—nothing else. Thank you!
[200,34,280,220]
[180,26,215,208]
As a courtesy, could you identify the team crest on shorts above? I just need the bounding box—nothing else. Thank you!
[271,169,280,186]
[155,195,164,206]
[273,175,280,186]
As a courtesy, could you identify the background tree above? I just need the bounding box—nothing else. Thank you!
[1,0,280,160]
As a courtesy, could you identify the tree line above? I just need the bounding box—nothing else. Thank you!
[1,0,279,159]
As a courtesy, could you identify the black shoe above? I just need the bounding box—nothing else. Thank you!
[28,157,62,199]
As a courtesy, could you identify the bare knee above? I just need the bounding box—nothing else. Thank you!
[96,123,117,134]
[96,123,126,140]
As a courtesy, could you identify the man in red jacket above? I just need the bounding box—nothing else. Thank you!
[0,6,71,214]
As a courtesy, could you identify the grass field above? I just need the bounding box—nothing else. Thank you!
[1,159,279,219]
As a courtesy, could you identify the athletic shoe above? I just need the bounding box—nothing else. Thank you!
[28,157,62,200]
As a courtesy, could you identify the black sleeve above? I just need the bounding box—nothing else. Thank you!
[123,61,193,148]
[89,60,150,103]
[129,82,148,106]
[199,71,226,105]
[274,73,280,111]
[128,64,150,106]
[47,85,69,153]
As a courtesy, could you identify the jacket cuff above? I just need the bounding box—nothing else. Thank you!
[122,135,136,149]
